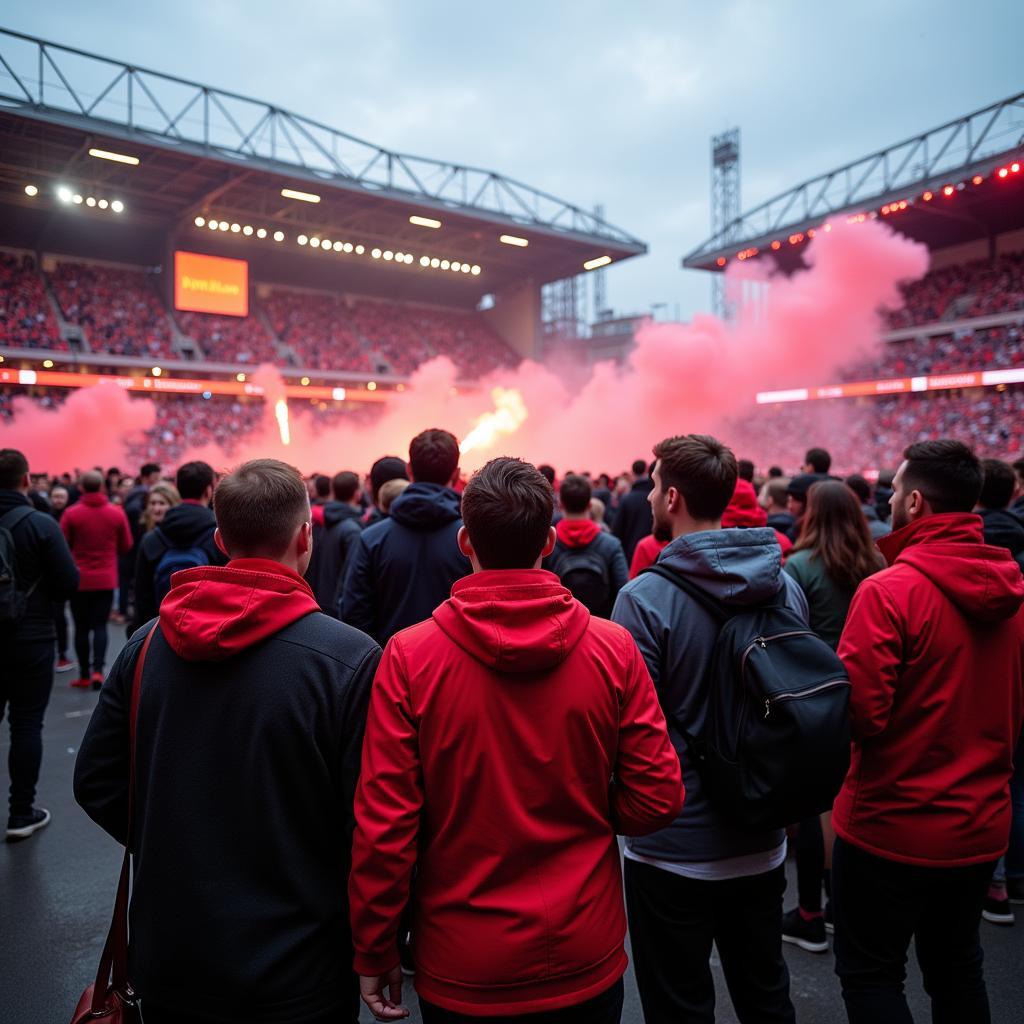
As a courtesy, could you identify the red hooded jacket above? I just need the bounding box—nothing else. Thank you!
[349,569,683,1015]
[61,492,133,591]
[721,479,793,557]
[835,513,1024,867]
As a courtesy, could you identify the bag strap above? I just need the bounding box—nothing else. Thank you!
[639,563,736,624]
[90,624,157,1012]
[0,505,35,533]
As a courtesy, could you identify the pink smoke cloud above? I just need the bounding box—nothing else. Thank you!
[1,218,928,477]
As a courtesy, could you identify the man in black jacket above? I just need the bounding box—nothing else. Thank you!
[341,429,469,645]
[131,460,227,629]
[75,458,381,1024]
[305,470,363,614]
[1,448,79,840]
[613,459,655,564]
[977,458,1024,571]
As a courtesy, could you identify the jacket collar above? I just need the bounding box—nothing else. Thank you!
[877,512,984,566]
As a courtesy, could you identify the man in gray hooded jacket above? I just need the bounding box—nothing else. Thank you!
[612,433,807,1024]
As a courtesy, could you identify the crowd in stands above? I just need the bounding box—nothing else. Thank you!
[0,253,64,351]
[173,311,278,365]
[123,395,264,466]
[262,290,372,372]
[50,262,175,359]
[886,250,1024,328]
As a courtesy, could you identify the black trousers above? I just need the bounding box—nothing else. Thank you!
[832,836,995,1024]
[70,589,113,676]
[52,599,68,658]
[796,815,825,912]
[0,641,54,815]
[420,978,624,1024]
[623,859,795,1024]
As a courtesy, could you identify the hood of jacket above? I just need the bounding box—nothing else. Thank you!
[80,491,109,509]
[721,479,768,529]
[389,482,462,532]
[322,501,363,529]
[158,557,321,662]
[657,527,786,607]
[978,507,1024,556]
[432,568,590,674]
[157,500,216,547]
[878,513,1024,622]
[555,517,601,548]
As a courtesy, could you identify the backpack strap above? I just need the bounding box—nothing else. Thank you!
[0,505,35,533]
[640,563,735,625]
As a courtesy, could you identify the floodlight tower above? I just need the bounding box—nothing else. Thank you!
[710,128,740,318]
[592,203,608,320]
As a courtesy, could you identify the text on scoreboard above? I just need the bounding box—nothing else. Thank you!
[174,251,249,317]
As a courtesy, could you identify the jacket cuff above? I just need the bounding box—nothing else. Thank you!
[353,948,401,977]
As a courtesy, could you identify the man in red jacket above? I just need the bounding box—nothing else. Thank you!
[349,457,684,1024]
[61,469,132,688]
[833,440,1024,1023]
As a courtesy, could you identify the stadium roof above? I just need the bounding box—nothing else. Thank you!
[0,27,646,301]
[684,91,1024,273]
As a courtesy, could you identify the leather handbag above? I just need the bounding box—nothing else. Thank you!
[70,626,157,1023]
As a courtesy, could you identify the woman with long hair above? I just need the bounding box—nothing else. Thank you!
[781,479,885,954]
[141,482,181,533]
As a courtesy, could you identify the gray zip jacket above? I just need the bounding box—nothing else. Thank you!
[611,527,808,864]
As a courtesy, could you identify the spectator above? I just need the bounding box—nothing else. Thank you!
[377,478,409,516]
[764,477,795,537]
[874,469,896,524]
[737,458,755,482]
[61,470,132,689]
[1,448,79,840]
[976,458,1024,572]
[845,474,891,541]
[140,483,181,534]
[804,447,832,475]
[307,471,363,615]
[47,484,74,670]
[832,440,1024,1022]
[612,434,807,1024]
[780,480,885,954]
[613,459,655,564]
[75,458,381,1023]
[785,474,821,542]
[132,461,227,630]
[544,474,628,617]
[1011,458,1024,524]
[722,477,793,557]
[340,430,470,645]
[310,474,331,529]
[365,457,409,528]
[348,457,683,1021]
[628,533,669,580]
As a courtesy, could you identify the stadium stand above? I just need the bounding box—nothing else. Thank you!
[261,290,372,371]
[0,253,65,351]
[49,261,175,359]
[174,311,278,365]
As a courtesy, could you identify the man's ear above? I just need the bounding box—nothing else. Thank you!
[457,525,473,559]
[297,520,312,555]
[213,527,229,558]
[541,526,556,558]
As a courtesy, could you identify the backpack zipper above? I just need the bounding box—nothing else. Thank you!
[763,679,849,719]
[740,630,815,677]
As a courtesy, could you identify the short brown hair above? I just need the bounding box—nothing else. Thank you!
[653,434,737,521]
[332,470,360,503]
[461,457,553,569]
[409,428,459,485]
[214,459,309,558]
[559,474,592,514]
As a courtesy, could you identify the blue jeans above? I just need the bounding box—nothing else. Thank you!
[992,734,1024,883]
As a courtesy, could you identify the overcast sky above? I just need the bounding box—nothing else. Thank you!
[5,1,1022,320]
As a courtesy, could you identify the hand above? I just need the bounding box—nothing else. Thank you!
[359,967,409,1020]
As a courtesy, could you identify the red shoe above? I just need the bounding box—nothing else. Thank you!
[90,671,105,690]
[55,657,74,673]
[109,612,126,625]
[70,677,91,689]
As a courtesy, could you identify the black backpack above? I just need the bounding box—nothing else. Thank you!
[0,506,40,626]
[552,541,613,617]
[642,564,851,831]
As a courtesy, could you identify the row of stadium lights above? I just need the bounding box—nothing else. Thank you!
[24,183,124,213]
[193,214,483,275]
[724,161,1023,265]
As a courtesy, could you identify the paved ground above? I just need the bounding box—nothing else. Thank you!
[2,628,1023,1023]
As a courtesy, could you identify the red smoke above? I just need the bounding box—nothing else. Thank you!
[1,219,927,477]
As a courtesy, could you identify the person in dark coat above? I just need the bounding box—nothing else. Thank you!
[612,459,655,564]
[340,430,470,646]
[363,457,409,528]
[304,471,363,615]
[1,448,79,840]
[75,458,380,1023]
[977,458,1024,571]
[131,461,227,630]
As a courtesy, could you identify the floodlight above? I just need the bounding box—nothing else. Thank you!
[195,216,206,227]
[98,199,109,209]
[367,381,377,391]
[89,148,140,166]
[273,230,285,242]
[371,248,381,259]
[440,260,450,270]
[86,197,97,207]
[430,258,440,268]
[24,184,38,197]
[471,265,481,275]
[583,255,612,270]
[297,235,308,245]
[256,228,267,238]
[333,241,343,252]
[73,194,83,205]
[209,220,219,230]
[57,186,73,203]
[230,223,240,233]
[451,262,462,272]
[383,251,393,261]
[219,221,228,231]
[281,188,320,203]
[111,200,124,213]
[499,234,529,247]
[151,366,162,377]
[409,215,442,229]
[242,225,253,236]
[420,256,430,266]
[355,245,365,255]
[343,242,353,253]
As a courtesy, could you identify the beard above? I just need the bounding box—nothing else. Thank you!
[891,502,909,532]
[652,510,673,543]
